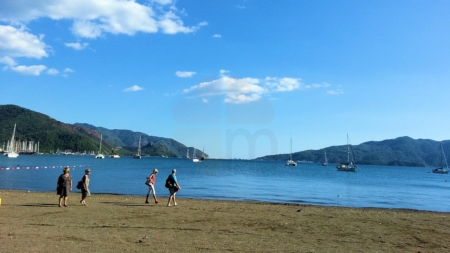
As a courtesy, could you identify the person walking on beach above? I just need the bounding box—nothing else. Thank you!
[57,167,72,207]
[145,168,159,204]
[166,169,180,207]
[80,168,91,206]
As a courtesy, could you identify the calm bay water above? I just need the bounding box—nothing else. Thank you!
[0,155,449,212]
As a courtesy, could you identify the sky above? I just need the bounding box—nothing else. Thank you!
[1,0,450,159]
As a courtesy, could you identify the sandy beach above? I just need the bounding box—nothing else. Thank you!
[0,190,449,252]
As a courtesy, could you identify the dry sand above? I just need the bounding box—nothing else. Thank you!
[0,190,449,252]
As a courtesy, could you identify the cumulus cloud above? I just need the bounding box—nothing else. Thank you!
[10,65,47,75]
[183,71,330,104]
[123,85,144,92]
[0,25,48,59]
[176,71,196,78]
[0,0,204,75]
[47,68,59,75]
[264,77,300,92]
[0,0,205,38]
[64,68,74,73]
[213,34,221,38]
[65,42,89,50]
[183,73,267,104]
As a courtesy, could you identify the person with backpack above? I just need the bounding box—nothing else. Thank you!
[79,168,91,206]
[145,168,159,204]
[166,169,180,207]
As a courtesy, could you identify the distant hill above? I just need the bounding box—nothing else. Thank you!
[0,104,206,158]
[256,137,450,167]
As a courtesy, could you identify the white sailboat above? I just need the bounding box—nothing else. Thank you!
[321,149,328,166]
[133,135,142,159]
[432,143,449,174]
[336,134,357,172]
[186,149,190,159]
[7,124,19,158]
[95,134,105,159]
[192,147,200,162]
[286,138,297,166]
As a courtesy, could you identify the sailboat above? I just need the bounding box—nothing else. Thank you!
[201,146,205,160]
[336,134,357,172]
[286,138,297,166]
[186,149,190,159]
[192,147,200,162]
[7,124,19,158]
[432,143,449,174]
[133,135,142,159]
[321,149,328,166]
[95,134,105,159]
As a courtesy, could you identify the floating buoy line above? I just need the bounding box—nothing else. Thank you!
[0,165,90,171]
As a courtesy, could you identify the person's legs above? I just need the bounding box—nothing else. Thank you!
[59,195,63,207]
[64,196,68,207]
[81,191,87,205]
[173,192,177,206]
[151,184,158,203]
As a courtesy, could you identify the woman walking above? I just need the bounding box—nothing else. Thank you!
[80,168,91,206]
[57,167,72,207]
[166,169,180,207]
[145,168,159,204]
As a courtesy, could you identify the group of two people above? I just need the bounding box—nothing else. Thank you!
[145,168,181,207]
[56,167,90,207]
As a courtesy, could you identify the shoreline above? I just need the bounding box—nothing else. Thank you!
[2,188,448,214]
[1,190,450,252]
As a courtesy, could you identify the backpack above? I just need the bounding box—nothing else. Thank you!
[76,180,83,189]
[165,175,173,188]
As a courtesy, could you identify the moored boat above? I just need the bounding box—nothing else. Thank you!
[336,134,357,172]
[432,143,449,174]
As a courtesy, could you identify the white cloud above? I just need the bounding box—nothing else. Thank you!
[10,65,47,75]
[183,74,266,104]
[0,25,48,59]
[123,85,144,92]
[176,71,196,78]
[213,34,221,38]
[264,77,300,92]
[327,89,344,95]
[47,68,59,75]
[304,82,330,89]
[0,56,16,66]
[183,71,330,104]
[0,0,205,38]
[64,68,74,73]
[65,42,89,50]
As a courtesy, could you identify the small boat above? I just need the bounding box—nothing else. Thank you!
[133,135,142,159]
[95,134,105,159]
[110,154,120,158]
[201,146,205,160]
[432,143,449,174]
[186,149,190,159]
[7,124,19,158]
[286,138,297,166]
[336,134,357,172]
[320,150,328,166]
[192,147,200,162]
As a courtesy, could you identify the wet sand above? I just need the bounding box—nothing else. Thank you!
[0,190,449,252]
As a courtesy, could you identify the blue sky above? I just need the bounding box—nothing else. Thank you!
[1,0,450,159]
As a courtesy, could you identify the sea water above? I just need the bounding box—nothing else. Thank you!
[0,155,449,212]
